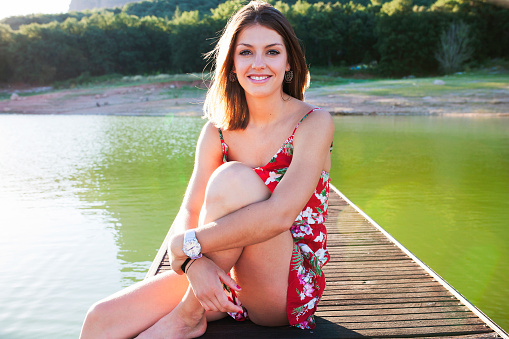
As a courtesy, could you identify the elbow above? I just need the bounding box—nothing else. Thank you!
[272,205,298,234]
[264,196,301,234]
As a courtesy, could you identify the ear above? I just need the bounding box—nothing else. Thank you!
[286,62,290,72]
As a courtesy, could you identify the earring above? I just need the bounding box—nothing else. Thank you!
[229,71,237,82]
[284,70,294,83]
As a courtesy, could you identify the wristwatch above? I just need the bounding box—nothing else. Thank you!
[182,229,202,260]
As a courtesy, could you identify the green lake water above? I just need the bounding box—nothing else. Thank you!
[0,114,507,337]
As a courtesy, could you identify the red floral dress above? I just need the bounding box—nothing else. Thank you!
[219,108,330,329]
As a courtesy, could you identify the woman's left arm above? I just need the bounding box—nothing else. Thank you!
[170,109,334,260]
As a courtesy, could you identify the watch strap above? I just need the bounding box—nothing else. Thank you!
[184,229,196,242]
[181,257,192,273]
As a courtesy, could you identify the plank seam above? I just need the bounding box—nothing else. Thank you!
[330,183,508,338]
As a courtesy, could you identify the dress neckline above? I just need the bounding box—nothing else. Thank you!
[219,108,319,169]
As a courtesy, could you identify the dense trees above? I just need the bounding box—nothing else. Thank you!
[0,0,507,84]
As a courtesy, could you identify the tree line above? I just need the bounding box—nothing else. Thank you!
[0,0,508,85]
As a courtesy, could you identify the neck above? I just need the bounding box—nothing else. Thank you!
[245,90,291,126]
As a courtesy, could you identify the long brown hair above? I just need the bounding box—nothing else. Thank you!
[203,1,310,130]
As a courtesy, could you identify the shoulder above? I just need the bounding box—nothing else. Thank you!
[196,121,222,157]
[300,107,334,136]
[199,120,221,141]
[291,105,334,149]
[286,99,334,136]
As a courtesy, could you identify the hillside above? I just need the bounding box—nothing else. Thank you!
[68,0,140,11]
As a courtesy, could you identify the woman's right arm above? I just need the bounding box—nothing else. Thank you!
[167,121,223,254]
[167,122,243,313]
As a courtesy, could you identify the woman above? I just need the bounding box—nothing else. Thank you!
[80,1,334,338]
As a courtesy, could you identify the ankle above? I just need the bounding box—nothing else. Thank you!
[180,304,205,323]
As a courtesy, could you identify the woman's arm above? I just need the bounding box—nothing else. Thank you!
[167,122,243,313]
[171,109,334,260]
[167,121,223,254]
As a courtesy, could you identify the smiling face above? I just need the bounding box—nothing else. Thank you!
[233,24,290,100]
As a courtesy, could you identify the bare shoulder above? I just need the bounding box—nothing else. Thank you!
[196,120,222,160]
[298,107,334,138]
[201,120,220,136]
[197,120,221,144]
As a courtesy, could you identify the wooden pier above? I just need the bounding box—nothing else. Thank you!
[146,184,508,338]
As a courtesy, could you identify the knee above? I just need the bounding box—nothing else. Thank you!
[206,162,269,201]
[203,162,270,213]
[210,162,252,187]
[80,300,114,338]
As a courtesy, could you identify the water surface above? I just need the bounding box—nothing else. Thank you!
[0,114,507,337]
[331,115,509,331]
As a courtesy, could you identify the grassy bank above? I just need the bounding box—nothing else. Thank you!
[2,67,508,98]
[310,73,509,98]
[1,69,508,116]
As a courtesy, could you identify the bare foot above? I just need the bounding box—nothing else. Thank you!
[136,302,207,339]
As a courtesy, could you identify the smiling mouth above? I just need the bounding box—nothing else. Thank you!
[249,75,271,81]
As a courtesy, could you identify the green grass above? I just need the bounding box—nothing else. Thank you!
[160,86,206,99]
[2,69,508,102]
[53,72,208,90]
[310,73,509,98]
[308,65,377,88]
[0,90,52,100]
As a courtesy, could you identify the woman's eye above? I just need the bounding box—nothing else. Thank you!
[268,50,280,55]
[239,50,252,56]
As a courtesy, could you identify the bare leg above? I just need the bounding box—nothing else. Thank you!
[80,270,189,339]
[138,162,293,338]
[81,162,292,338]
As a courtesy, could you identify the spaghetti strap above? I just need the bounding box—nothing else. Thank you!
[218,128,228,163]
[292,108,333,153]
[291,107,320,136]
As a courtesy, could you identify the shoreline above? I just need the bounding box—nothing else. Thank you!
[1,75,508,117]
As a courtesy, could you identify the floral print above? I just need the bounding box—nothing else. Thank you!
[220,108,330,330]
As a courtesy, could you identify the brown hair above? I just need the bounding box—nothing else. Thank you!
[203,1,310,130]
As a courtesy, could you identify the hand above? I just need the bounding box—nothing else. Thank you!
[186,256,243,314]
[169,233,187,275]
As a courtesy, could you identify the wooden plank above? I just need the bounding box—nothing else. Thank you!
[145,184,508,338]
[331,185,507,338]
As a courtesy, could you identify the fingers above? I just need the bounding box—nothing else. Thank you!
[195,281,243,313]
[186,257,244,313]
[192,270,243,313]
[218,270,242,292]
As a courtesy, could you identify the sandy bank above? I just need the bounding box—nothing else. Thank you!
[1,79,508,117]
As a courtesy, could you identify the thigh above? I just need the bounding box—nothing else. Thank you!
[231,230,294,327]
[199,161,293,326]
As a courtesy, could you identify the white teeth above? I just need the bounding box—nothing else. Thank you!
[250,76,268,80]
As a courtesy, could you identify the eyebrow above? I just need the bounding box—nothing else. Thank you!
[236,43,284,48]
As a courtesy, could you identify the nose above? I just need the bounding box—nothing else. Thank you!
[252,53,266,70]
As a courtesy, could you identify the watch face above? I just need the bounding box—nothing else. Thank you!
[184,240,201,259]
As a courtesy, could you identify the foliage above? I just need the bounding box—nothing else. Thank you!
[435,21,473,74]
[0,24,14,82]
[375,0,509,76]
[0,12,91,30]
[0,0,508,84]
[123,0,224,18]
[375,11,448,76]
[380,0,413,15]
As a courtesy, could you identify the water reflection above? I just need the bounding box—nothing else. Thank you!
[71,116,204,283]
[331,115,509,331]
[0,114,204,338]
